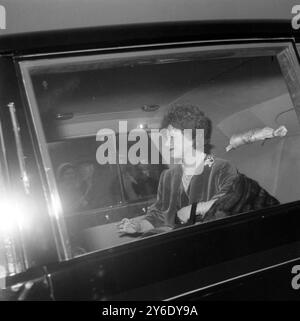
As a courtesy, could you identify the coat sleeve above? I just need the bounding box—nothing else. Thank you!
[204,157,281,223]
[210,161,239,200]
[202,161,240,222]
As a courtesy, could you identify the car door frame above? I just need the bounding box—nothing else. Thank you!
[3,21,300,300]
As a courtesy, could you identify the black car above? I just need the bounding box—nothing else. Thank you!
[1,20,300,300]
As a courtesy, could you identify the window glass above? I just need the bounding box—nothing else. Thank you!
[120,137,167,202]
[121,163,163,201]
[19,43,300,257]
[48,137,122,214]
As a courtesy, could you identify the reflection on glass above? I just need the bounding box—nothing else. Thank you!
[50,138,123,214]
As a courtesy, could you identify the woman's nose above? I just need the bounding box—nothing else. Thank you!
[165,136,174,149]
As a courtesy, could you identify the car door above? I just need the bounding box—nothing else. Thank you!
[10,37,300,300]
[2,22,300,300]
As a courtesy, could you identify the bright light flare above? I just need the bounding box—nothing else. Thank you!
[0,197,28,234]
[50,192,63,220]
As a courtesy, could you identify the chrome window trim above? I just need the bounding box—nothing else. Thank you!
[17,37,295,60]
[0,117,9,192]
[18,41,293,70]
[16,87,72,261]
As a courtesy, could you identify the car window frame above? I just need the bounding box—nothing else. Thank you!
[15,38,300,262]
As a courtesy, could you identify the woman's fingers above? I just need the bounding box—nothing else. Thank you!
[117,218,130,228]
[118,219,137,234]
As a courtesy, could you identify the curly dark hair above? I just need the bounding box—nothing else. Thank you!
[161,103,212,153]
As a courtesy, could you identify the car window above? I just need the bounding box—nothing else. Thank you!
[19,42,300,257]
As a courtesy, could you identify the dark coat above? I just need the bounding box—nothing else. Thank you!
[144,157,279,228]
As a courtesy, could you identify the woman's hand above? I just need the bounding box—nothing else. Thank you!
[117,218,155,234]
[117,218,140,234]
[177,199,218,224]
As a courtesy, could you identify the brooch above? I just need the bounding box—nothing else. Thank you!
[204,154,215,168]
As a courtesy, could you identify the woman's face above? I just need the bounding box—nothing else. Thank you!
[163,125,193,162]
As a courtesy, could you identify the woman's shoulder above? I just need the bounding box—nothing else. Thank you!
[212,156,231,166]
[209,156,238,174]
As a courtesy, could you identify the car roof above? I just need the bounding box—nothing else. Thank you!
[0,20,296,56]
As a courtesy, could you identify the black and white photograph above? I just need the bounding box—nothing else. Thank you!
[0,0,300,306]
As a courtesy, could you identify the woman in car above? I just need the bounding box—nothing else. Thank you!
[118,103,279,235]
